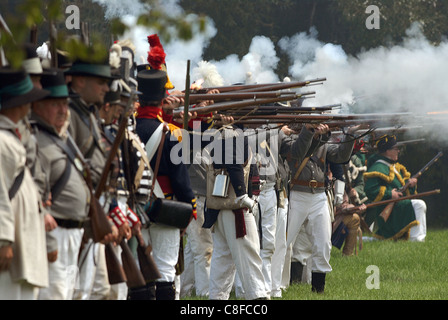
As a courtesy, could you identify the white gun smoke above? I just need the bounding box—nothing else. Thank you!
[92,0,448,146]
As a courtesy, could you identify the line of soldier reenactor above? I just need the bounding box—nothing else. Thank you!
[0,35,429,300]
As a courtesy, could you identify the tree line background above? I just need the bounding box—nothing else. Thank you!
[1,0,448,227]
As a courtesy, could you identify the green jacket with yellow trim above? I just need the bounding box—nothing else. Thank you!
[364,154,418,240]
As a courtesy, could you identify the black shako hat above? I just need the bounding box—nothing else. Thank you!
[376,134,397,153]
[0,68,50,110]
[136,69,167,105]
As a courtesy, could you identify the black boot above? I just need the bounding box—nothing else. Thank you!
[290,261,304,284]
[128,282,156,300]
[156,281,176,300]
[311,272,326,293]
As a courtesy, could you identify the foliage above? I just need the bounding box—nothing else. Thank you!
[180,0,448,77]
[0,0,205,68]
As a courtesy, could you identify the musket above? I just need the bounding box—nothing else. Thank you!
[229,112,412,124]
[95,90,138,196]
[397,151,443,193]
[379,152,443,222]
[189,77,326,93]
[183,60,191,130]
[225,113,415,132]
[395,138,426,147]
[30,24,38,45]
[220,103,341,115]
[331,125,423,136]
[172,91,315,117]
[172,91,296,104]
[93,90,152,287]
[119,239,146,289]
[237,77,326,93]
[339,189,440,216]
[49,20,58,68]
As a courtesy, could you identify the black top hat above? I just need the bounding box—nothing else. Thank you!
[137,69,167,105]
[376,134,397,153]
[40,68,70,99]
[0,68,50,110]
[65,59,115,80]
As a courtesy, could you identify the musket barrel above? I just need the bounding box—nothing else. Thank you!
[222,103,342,114]
[171,91,295,104]
[188,77,326,94]
[236,77,327,93]
[172,91,315,116]
[342,189,440,215]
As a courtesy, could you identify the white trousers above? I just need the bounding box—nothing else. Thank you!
[38,227,84,300]
[286,191,332,274]
[142,222,180,283]
[256,183,277,296]
[271,197,288,297]
[180,196,213,297]
[73,240,110,300]
[0,271,38,300]
[281,221,313,289]
[209,209,267,300]
[410,199,427,242]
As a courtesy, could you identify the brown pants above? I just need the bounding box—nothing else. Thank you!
[341,214,361,256]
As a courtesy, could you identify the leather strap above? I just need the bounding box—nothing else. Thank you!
[289,156,310,190]
[9,169,25,200]
[149,125,168,202]
[290,179,325,188]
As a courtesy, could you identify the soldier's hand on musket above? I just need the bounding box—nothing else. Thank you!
[217,114,234,125]
[101,224,118,245]
[347,123,370,135]
[391,188,403,199]
[281,125,294,136]
[131,220,142,237]
[177,110,199,123]
[308,123,330,138]
[196,88,220,108]
[162,95,184,114]
[358,203,367,213]
[408,177,418,188]
[117,222,132,243]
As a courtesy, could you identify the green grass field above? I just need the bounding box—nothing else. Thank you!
[183,229,448,300]
[280,229,448,300]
